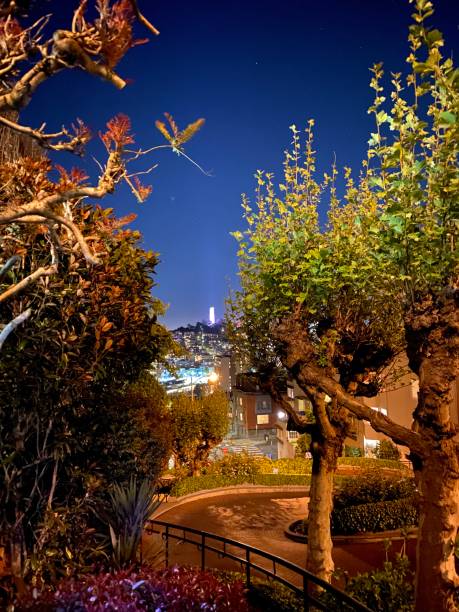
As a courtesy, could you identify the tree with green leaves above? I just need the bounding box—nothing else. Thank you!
[0,191,175,588]
[232,2,458,609]
[169,390,230,476]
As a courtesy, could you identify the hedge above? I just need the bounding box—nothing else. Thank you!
[170,473,312,497]
[331,496,419,535]
[337,457,408,471]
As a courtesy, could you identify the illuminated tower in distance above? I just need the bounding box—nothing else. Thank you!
[209,306,215,326]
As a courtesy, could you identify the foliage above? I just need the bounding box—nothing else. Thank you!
[247,580,303,612]
[344,445,363,458]
[295,433,312,457]
[24,499,109,590]
[170,473,313,497]
[374,440,401,461]
[100,479,161,568]
[168,391,230,475]
[204,453,269,478]
[343,554,415,612]
[111,374,172,483]
[0,203,174,585]
[331,496,419,535]
[336,457,407,471]
[16,566,250,611]
[333,472,417,510]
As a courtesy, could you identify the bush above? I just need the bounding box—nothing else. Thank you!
[345,554,414,611]
[333,472,417,510]
[337,457,406,471]
[374,439,401,461]
[344,445,362,457]
[247,581,303,612]
[331,496,419,535]
[204,453,268,478]
[16,566,250,611]
[268,457,312,475]
[170,473,312,496]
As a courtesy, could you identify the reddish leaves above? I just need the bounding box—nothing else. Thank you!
[100,113,134,151]
[17,566,250,611]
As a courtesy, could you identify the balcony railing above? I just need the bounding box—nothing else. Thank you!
[145,518,372,612]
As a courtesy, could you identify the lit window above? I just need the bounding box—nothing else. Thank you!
[371,406,387,416]
[288,431,299,439]
[287,387,294,398]
[257,414,269,425]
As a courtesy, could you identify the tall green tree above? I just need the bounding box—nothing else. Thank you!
[0,167,175,586]
[169,390,230,476]
[232,2,458,609]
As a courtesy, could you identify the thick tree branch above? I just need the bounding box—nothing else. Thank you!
[273,316,427,457]
[0,113,90,153]
[259,372,314,434]
[294,361,427,456]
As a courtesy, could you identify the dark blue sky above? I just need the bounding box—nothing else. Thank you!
[24,0,459,328]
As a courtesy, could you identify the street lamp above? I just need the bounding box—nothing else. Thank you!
[208,371,219,385]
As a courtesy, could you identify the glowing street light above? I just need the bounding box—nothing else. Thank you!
[208,371,219,385]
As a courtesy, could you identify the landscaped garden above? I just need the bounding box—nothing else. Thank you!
[0,0,457,611]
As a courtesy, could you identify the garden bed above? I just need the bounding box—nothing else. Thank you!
[286,519,418,544]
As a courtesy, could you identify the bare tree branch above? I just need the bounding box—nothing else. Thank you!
[127,0,160,36]
[0,113,90,153]
[0,307,31,350]
[0,264,57,304]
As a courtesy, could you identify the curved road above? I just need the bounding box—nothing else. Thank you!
[145,490,415,581]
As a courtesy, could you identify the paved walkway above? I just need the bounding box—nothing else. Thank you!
[144,490,416,583]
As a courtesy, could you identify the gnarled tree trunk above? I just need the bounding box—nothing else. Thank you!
[306,393,347,581]
[406,293,459,612]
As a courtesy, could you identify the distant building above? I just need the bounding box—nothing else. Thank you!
[209,306,216,326]
[359,367,459,458]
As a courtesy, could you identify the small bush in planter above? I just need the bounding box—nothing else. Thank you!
[333,472,416,510]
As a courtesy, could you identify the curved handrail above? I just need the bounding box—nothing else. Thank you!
[146,518,372,612]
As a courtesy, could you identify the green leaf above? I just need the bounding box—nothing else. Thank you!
[438,111,456,126]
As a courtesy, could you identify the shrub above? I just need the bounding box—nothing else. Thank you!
[204,453,266,478]
[331,496,419,535]
[294,433,311,457]
[333,472,417,511]
[374,440,401,461]
[344,445,363,457]
[16,566,250,611]
[247,581,304,612]
[269,457,312,475]
[337,457,406,471]
[345,554,414,611]
[99,479,161,567]
[170,473,312,496]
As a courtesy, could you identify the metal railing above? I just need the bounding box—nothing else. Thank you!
[146,518,372,612]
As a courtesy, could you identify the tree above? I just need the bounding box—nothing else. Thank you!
[228,121,406,581]
[232,2,458,609]
[0,197,174,588]
[0,0,204,347]
[169,390,230,476]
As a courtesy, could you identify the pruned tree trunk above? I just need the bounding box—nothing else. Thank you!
[415,442,459,612]
[307,431,343,581]
[305,393,347,582]
[406,293,459,612]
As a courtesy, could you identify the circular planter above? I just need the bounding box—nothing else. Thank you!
[285,519,418,545]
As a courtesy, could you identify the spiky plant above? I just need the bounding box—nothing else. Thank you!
[103,478,161,567]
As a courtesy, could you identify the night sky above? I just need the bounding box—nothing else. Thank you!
[24,0,459,328]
